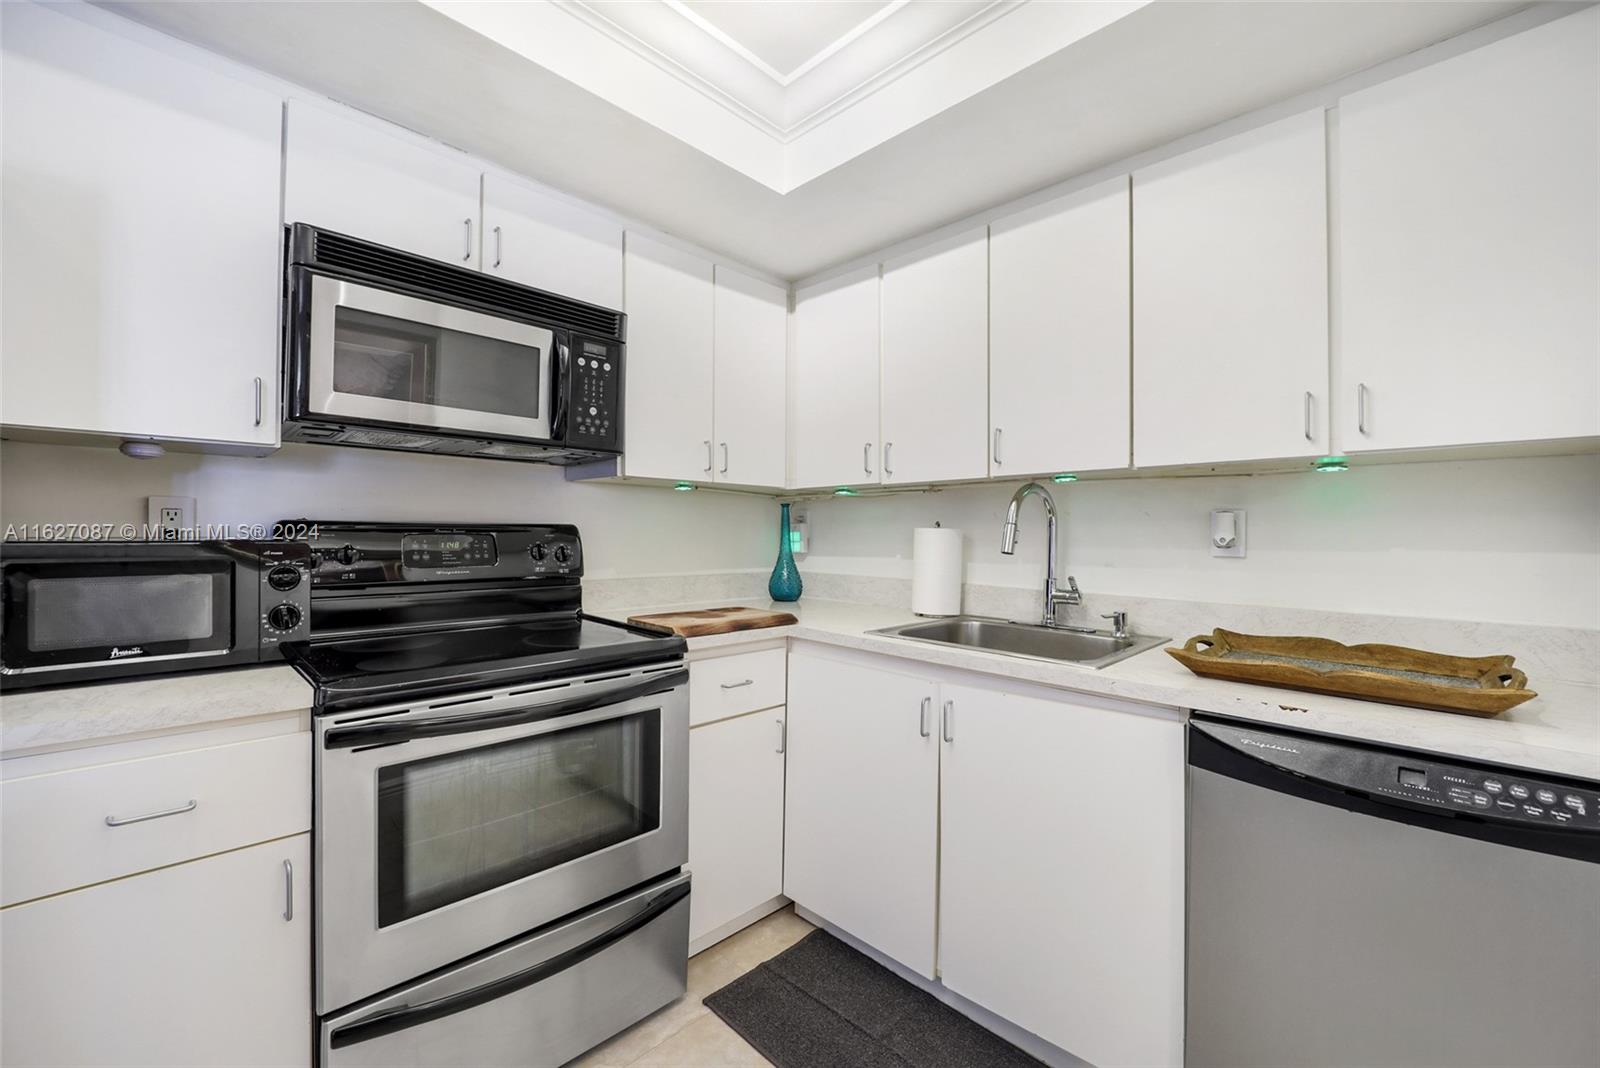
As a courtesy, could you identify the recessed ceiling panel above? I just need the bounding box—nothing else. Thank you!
[680,0,891,78]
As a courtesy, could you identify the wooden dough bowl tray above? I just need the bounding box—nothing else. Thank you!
[1167,629,1536,717]
[625,606,798,638]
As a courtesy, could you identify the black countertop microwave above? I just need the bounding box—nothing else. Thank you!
[0,541,311,691]
[282,224,625,465]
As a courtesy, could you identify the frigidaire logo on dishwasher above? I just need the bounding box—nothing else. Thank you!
[1240,737,1300,755]
[107,646,147,659]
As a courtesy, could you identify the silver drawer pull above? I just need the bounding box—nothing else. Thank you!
[720,678,754,690]
[105,799,197,827]
[283,859,294,922]
[775,718,787,754]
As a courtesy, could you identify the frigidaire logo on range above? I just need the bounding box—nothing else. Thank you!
[108,646,147,659]
[1240,737,1300,755]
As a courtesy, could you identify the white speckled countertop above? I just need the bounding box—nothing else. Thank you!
[0,665,315,757]
[612,599,1600,782]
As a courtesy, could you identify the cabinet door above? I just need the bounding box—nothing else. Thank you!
[990,178,1131,477]
[482,173,623,309]
[1337,7,1599,453]
[688,709,787,945]
[939,686,1184,1068]
[1133,110,1329,467]
[621,232,715,482]
[1,834,311,1067]
[0,2,281,448]
[791,266,881,489]
[783,650,939,977]
[285,99,482,268]
[880,228,989,485]
[712,266,788,488]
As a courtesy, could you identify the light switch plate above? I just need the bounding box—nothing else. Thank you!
[1210,509,1245,558]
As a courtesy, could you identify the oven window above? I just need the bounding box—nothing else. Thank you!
[375,711,661,926]
[332,306,542,421]
[27,573,215,651]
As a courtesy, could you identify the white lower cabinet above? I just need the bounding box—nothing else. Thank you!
[938,684,1185,1068]
[688,708,787,946]
[783,650,940,977]
[1,833,312,1067]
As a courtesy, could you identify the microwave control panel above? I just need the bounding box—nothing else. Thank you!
[567,339,620,450]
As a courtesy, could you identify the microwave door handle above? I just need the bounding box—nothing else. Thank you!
[322,668,687,749]
[327,878,691,1050]
[553,339,570,437]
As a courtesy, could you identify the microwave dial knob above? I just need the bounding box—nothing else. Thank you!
[267,565,302,592]
[267,604,302,632]
[529,543,549,562]
[553,545,573,565]
[335,545,361,566]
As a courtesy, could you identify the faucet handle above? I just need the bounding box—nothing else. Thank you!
[1101,610,1129,638]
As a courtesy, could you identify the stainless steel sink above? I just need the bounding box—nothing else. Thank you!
[869,616,1168,670]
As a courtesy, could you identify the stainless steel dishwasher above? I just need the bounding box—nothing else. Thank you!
[1187,716,1600,1068]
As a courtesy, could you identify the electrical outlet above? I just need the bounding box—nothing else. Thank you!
[147,496,196,540]
[1210,509,1246,558]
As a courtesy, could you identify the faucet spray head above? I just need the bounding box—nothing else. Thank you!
[1000,521,1018,555]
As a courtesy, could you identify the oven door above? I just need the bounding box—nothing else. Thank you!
[305,274,554,442]
[314,664,688,1013]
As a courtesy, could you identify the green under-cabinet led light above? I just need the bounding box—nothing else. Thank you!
[832,487,859,496]
[1052,473,1079,483]
[673,481,696,491]
[1313,456,1350,473]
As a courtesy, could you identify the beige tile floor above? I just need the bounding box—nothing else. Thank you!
[566,906,815,1068]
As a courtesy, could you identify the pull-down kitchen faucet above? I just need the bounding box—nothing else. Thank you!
[1000,482,1081,627]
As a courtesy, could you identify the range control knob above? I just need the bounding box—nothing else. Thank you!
[529,543,549,562]
[553,545,573,565]
[335,545,361,566]
[267,565,302,592]
[267,604,302,632]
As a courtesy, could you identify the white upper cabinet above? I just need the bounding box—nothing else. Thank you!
[791,266,881,489]
[481,173,623,309]
[938,685,1185,1068]
[1133,110,1330,468]
[0,3,282,448]
[880,228,990,485]
[990,178,1132,477]
[285,99,483,268]
[622,232,715,482]
[1336,7,1599,453]
[712,267,788,488]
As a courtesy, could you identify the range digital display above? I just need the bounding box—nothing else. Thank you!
[401,533,498,569]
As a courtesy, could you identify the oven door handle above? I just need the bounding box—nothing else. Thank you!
[327,878,690,1050]
[322,669,687,749]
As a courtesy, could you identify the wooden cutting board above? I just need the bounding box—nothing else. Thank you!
[627,606,798,637]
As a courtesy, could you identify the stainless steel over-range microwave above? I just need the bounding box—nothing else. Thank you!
[282,224,625,465]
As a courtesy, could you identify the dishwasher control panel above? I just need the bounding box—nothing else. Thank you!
[1192,718,1600,833]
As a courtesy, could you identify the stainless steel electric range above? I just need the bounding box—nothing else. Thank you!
[279,521,689,1068]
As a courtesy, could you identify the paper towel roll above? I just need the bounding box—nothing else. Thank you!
[912,527,964,617]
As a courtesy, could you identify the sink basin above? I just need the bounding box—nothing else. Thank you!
[869,616,1168,670]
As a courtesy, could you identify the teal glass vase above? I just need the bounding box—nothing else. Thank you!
[768,503,802,602]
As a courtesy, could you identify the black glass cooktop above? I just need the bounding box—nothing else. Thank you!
[284,614,684,713]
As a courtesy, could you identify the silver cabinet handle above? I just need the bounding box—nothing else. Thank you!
[1358,383,1369,435]
[884,442,894,478]
[919,696,931,738]
[492,225,503,269]
[462,218,473,262]
[283,859,294,922]
[863,443,873,476]
[720,443,729,474]
[1303,391,1313,442]
[775,718,786,754]
[993,427,1002,465]
[105,798,197,827]
[254,377,263,426]
[941,700,954,743]
[720,678,754,690]
[703,440,713,473]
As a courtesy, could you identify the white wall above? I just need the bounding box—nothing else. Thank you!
[0,441,777,580]
[796,454,1600,630]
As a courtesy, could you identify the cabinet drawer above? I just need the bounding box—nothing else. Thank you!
[689,649,786,726]
[1,732,310,906]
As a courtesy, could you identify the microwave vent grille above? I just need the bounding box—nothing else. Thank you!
[309,230,624,342]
